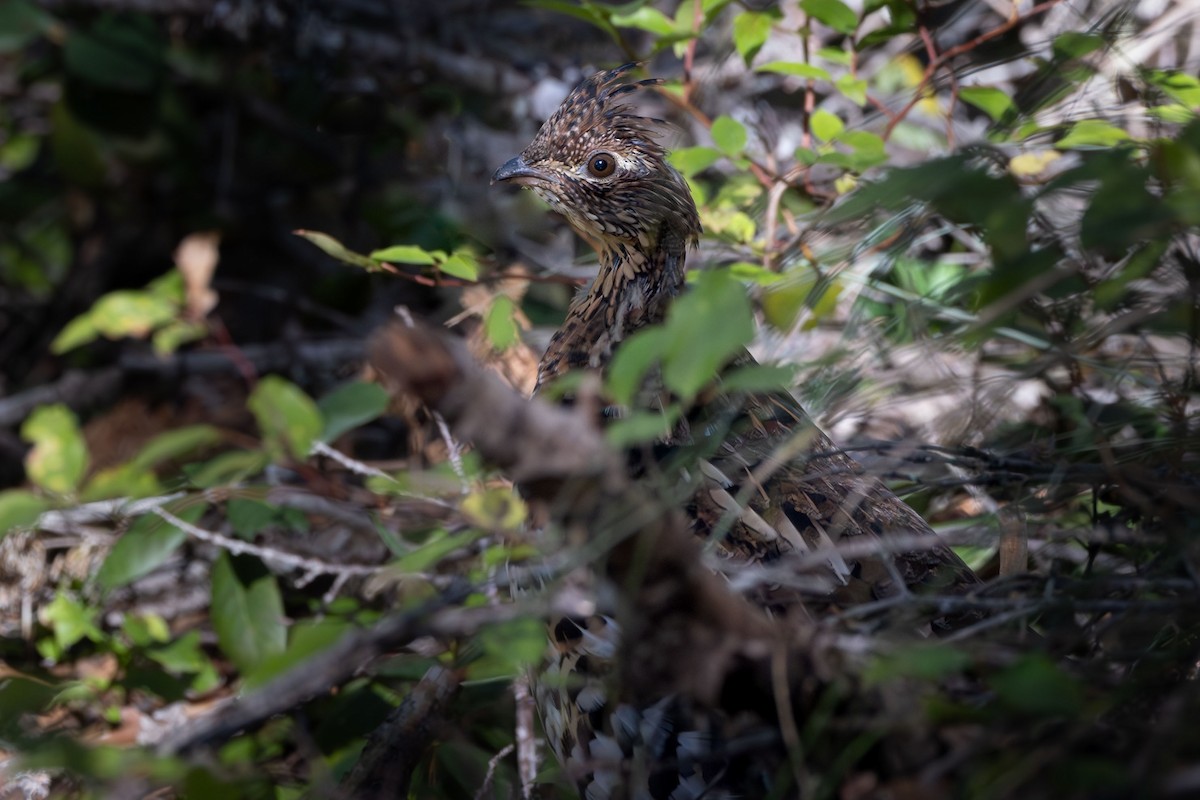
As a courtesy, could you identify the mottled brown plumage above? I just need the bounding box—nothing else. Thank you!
[494,64,978,799]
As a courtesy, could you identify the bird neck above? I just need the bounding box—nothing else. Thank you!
[535,224,690,392]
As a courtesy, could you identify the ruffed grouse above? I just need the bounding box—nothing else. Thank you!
[493,64,979,799]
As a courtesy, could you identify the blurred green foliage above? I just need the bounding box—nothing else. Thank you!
[2,1,1199,798]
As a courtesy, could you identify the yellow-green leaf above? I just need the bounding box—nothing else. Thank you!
[960,86,1015,123]
[810,109,844,142]
[41,592,102,653]
[711,115,748,157]
[485,295,520,350]
[1056,119,1131,149]
[756,61,830,81]
[21,404,88,495]
[439,252,478,281]
[669,146,722,178]
[801,0,858,34]
[89,290,177,339]
[835,75,868,105]
[462,488,527,532]
[370,244,436,265]
[50,312,100,354]
[611,6,675,36]
[81,464,160,502]
[295,229,380,270]
[733,11,774,62]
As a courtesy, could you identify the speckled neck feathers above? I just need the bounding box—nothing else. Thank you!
[535,223,692,390]
[490,63,701,392]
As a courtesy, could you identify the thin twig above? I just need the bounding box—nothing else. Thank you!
[883,0,1063,139]
[150,506,380,596]
[310,440,396,482]
[474,743,515,800]
[513,675,539,799]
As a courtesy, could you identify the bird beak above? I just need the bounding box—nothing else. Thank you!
[492,155,545,185]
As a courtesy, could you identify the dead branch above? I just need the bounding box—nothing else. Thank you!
[339,665,462,800]
[367,320,815,717]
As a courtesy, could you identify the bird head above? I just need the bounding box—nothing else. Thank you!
[493,64,701,255]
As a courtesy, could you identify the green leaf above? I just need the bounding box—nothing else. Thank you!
[991,655,1083,717]
[0,0,51,54]
[701,208,757,242]
[840,130,888,169]
[248,376,322,462]
[81,464,159,502]
[611,6,676,36]
[816,46,852,65]
[608,327,670,408]
[294,230,380,271]
[0,490,48,538]
[151,319,207,355]
[227,498,277,538]
[470,617,548,680]
[959,86,1015,123]
[801,0,858,34]
[244,618,353,689]
[1151,71,1200,107]
[1149,104,1196,124]
[720,363,796,394]
[810,109,844,142]
[88,290,178,340]
[526,0,621,43]
[123,612,170,647]
[1052,31,1105,60]
[835,75,868,105]
[96,503,207,591]
[317,381,389,442]
[41,593,103,653]
[733,10,775,62]
[439,252,478,281]
[211,552,287,674]
[669,146,722,177]
[392,529,482,574]
[50,311,100,354]
[129,425,221,472]
[1079,157,1171,256]
[606,406,683,448]
[863,643,972,685]
[756,61,831,81]
[146,629,212,676]
[1,133,40,172]
[184,450,270,489]
[762,271,827,331]
[661,270,755,401]
[1056,119,1131,149]
[841,130,885,154]
[711,115,747,157]
[727,262,784,285]
[369,244,436,265]
[484,295,520,350]
[21,404,88,495]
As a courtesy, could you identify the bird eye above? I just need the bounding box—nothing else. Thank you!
[587,152,616,178]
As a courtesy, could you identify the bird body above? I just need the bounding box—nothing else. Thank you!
[494,64,978,799]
